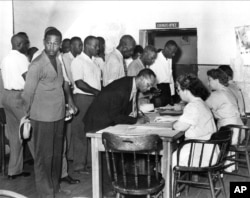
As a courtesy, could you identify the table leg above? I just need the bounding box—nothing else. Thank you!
[91,138,102,198]
[0,123,6,176]
[162,141,172,198]
[167,142,173,198]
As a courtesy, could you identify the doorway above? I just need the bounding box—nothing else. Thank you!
[139,28,197,64]
[139,28,198,77]
[139,28,198,103]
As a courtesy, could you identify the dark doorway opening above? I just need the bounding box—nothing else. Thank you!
[139,28,198,103]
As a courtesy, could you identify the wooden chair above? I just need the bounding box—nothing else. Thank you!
[240,112,250,125]
[102,132,165,198]
[223,124,250,178]
[173,134,231,198]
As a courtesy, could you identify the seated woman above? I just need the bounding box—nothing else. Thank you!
[206,68,243,145]
[218,65,245,116]
[172,74,217,168]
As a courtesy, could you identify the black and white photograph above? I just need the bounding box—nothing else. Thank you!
[1,1,250,198]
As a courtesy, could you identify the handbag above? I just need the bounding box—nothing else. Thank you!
[19,116,32,140]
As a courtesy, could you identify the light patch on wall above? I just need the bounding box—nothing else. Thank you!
[91,22,126,54]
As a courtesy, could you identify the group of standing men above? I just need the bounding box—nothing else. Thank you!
[0,26,179,198]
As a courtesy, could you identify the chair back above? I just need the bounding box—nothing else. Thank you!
[241,114,248,125]
[176,135,231,170]
[102,132,163,189]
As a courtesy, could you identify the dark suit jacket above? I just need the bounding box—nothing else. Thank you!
[84,77,137,132]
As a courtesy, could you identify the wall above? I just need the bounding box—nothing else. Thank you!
[1,1,250,65]
[0,0,13,62]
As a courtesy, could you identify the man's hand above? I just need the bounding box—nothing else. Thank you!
[68,99,78,115]
[136,115,150,124]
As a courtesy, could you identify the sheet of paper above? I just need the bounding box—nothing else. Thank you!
[154,116,180,123]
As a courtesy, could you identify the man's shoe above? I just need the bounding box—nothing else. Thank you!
[8,172,31,179]
[60,175,80,184]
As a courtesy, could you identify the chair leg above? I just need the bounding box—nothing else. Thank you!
[152,191,164,198]
[218,172,227,198]
[185,172,191,196]
[235,152,239,172]
[245,151,250,177]
[208,172,216,198]
[173,170,178,198]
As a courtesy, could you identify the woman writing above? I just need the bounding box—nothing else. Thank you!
[172,74,216,167]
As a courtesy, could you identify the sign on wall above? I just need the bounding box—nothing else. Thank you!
[235,25,250,55]
[156,22,179,28]
[232,25,250,112]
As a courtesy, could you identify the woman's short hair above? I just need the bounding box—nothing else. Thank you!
[177,73,210,101]
[207,68,229,87]
[218,65,233,78]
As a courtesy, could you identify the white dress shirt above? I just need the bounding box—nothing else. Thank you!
[71,52,101,95]
[150,51,175,95]
[127,58,145,76]
[102,49,125,86]
[1,50,29,90]
[62,52,75,85]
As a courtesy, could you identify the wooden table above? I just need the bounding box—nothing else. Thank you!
[86,113,184,198]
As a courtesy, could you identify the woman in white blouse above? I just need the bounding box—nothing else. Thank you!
[206,68,243,144]
[172,74,217,168]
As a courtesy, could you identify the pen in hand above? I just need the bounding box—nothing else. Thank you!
[137,110,150,123]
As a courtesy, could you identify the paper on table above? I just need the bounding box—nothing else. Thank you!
[156,104,174,110]
[154,115,180,123]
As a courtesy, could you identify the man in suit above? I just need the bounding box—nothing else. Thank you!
[84,68,156,197]
[127,45,157,77]
[84,68,156,133]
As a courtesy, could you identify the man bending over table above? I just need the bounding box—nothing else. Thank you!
[84,68,157,132]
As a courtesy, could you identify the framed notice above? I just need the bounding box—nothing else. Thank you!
[235,25,250,54]
[232,25,250,112]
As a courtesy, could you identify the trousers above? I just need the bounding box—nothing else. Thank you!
[71,94,94,171]
[2,90,34,175]
[31,119,64,198]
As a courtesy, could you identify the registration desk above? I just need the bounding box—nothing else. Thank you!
[86,112,184,198]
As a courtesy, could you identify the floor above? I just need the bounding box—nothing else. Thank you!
[0,155,250,198]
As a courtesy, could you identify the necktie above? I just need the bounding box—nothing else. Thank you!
[123,59,128,77]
